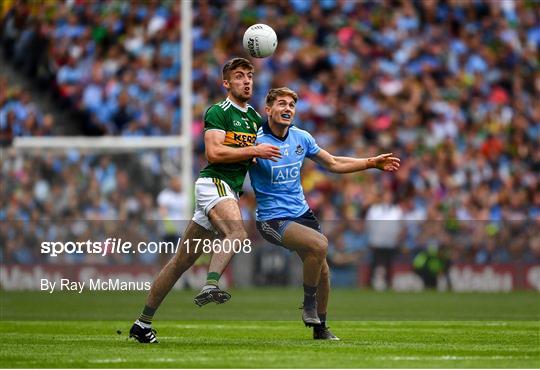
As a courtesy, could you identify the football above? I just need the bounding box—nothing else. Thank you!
[243,24,278,58]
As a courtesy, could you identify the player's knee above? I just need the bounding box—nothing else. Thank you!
[321,262,331,283]
[321,261,330,279]
[313,235,328,259]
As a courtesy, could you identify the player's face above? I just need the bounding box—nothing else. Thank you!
[223,67,253,103]
[266,95,296,127]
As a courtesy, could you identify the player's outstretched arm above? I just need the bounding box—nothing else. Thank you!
[205,130,282,163]
[312,149,400,173]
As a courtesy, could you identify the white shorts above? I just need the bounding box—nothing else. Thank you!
[192,177,239,231]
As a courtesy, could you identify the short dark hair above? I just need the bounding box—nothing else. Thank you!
[265,87,298,107]
[222,57,254,80]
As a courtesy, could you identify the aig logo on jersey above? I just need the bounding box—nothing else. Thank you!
[271,161,302,184]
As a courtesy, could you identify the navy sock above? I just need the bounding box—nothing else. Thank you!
[316,312,327,329]
[303,284,317,309]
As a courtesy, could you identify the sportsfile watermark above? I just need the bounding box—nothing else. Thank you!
[40,237,253,257]
[1,220,539,322]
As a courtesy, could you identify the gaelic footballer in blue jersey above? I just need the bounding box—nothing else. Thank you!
[249,87,400,340]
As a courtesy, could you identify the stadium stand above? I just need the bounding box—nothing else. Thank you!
[1,1,539,277]
[0,77,55,144]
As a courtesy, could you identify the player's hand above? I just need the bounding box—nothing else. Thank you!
[373,153,400,171]
[254,143,282,162]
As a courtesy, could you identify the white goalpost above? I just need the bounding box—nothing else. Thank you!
[180,0,193,218]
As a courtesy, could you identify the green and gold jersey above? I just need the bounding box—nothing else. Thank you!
[199,98,262,193]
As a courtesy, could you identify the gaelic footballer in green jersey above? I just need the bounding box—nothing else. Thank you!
[199,98,262,193]
[131,58,281,343]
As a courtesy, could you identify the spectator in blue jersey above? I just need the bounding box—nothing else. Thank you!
[205,87,400,340]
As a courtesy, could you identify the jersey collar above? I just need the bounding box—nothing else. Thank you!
[263,121,291,141]
[226,97,249,112]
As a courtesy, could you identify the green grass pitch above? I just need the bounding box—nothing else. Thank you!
[1,289,539,368]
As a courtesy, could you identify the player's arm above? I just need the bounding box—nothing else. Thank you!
[311,149,400,173]
[205,130,282,164]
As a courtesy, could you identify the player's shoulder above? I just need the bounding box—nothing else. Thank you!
[247,103,262,118]
[206,100,229,114]
[204,101,230,122]
[290,125,314,140]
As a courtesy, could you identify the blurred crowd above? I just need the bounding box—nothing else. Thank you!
[1,150,170,264]
[1,0,181,136]
[0,77,55,143]
[1,1,540,272]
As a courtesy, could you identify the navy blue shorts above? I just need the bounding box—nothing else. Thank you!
[256,209,322,247]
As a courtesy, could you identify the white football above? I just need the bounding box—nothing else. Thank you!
[243,24,278,58]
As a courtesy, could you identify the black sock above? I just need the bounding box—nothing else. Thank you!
[317,312,327,329]
[138,305,156,325]
[303,284,317,309]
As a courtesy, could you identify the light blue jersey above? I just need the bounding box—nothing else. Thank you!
[249,122,321,221]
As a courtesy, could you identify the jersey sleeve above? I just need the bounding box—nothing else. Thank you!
[204,105,227,132]
[305,131,321,158]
